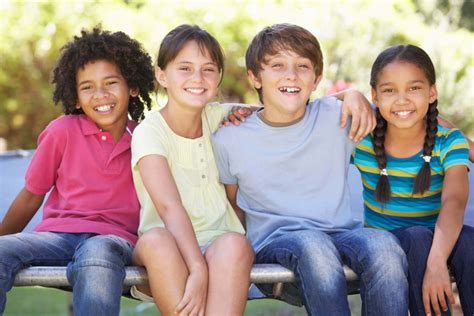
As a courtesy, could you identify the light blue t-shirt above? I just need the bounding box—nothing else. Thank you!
[212,96,362,252]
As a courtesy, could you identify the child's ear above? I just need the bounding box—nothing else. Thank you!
[247,70,262,89]
[312,75,323,91]
[371,88,379,108]
[130,88,139,97]
[429,85,438,103]
[75,103,81,110]
[155,66,168,88]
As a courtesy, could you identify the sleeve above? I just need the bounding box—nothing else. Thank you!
[203,102,234,133]
[211,131,238,185]
[25,123,66,195]
[440,128,469,170]
[131,118,169,168]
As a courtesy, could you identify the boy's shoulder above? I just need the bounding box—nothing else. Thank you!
[213,111,259,141]
[308,95,342,111]
[42,114,84,134]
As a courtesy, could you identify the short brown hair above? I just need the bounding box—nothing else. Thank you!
[245,23,323,101]
[157,24,224,83]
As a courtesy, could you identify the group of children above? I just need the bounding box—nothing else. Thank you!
[0,22,472,316]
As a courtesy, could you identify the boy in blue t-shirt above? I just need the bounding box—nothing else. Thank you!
[212,23,408,315]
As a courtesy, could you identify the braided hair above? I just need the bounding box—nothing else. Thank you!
[370,45,438,202]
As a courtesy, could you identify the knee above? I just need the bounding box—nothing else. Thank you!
[206,233,254,266]
[363,230,407,278]
[291,231,338,265]
[134,228,178,263]
[72,235,131,269]
[394,226,433,254]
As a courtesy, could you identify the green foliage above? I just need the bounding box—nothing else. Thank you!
[1,0,473,149]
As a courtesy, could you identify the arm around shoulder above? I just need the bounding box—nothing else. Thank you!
[0,187,44,235]
[439,116,474,162]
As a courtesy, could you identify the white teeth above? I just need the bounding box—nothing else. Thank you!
[393,110,413,117]
[279,87,301,93]
[95,104,114,112]
[185,88,205,94]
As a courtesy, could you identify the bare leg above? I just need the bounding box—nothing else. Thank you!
[204,232,254,315]
[132,227,188,316]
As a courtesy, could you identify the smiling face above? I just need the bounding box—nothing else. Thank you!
[155,40,220,111]
[248,50,321,123]
[372,60,437,132]
[76,59,137,140]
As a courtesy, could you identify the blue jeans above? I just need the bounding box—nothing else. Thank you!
[391,225,474,316]
[255,228,408,316]
[0,232,133,316]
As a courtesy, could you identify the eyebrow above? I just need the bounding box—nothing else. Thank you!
[77,75,121,86]
[175,61,217,66]
[378,79,426,87]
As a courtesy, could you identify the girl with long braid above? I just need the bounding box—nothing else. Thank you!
[352,45,473,316]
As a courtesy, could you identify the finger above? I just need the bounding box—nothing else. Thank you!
[233,111,246,122]
[340,108,349,128]
[430,291,441,316]
[175,295,190,313]
[365,112,375,136]
[437,289,448,312]
[370,111,376,132]
[348,113,360,140]
[179,302,194,316]
[354,113,367,142]
[423,289,432,316]
[445,285,455,306]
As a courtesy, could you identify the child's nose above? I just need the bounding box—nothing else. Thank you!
[395,92,409,104]
[93,86,109,98]
[285,67,297,80]
[191,70,204,82]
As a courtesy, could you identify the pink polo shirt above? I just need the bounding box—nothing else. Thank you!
[26,114,139,245]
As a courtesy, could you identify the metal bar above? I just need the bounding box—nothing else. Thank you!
[13,264,359,287]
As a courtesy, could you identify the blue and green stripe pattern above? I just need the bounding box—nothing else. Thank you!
[352,125,469,230]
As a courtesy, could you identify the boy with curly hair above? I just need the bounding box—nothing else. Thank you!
[0,28,154,315]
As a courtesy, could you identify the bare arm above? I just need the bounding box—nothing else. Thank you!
[329,89,376,142]
[438,116,474,162]
[0,187,44,235]
[422,165,468,315]
[224,184,245,226]
[137,155,207,315]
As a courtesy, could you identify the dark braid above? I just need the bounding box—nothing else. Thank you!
[373,108,391,203]
[413,101,438,194]
[370,44,438,202]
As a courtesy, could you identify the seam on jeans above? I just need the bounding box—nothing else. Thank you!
[259,246,318,314]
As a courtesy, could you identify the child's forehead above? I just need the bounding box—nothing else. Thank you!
[263,50,312,63]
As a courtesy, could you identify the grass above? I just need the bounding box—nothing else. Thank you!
[5,287,362,315]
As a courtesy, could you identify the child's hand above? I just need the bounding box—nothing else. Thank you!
[422,261,454,316]
[340,90,376,142]
[220,105,258,127]
[175,269,208,316]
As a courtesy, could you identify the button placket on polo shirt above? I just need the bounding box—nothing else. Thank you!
[197,141,208,182]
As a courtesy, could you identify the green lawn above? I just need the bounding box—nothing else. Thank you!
[5,287,361,315]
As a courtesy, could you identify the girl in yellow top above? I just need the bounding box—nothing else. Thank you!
[130,25,254,316]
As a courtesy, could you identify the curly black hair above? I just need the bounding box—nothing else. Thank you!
[52,27,154,122]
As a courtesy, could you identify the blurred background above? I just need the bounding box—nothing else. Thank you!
[0,0,473,151]
[0,0,472,315]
